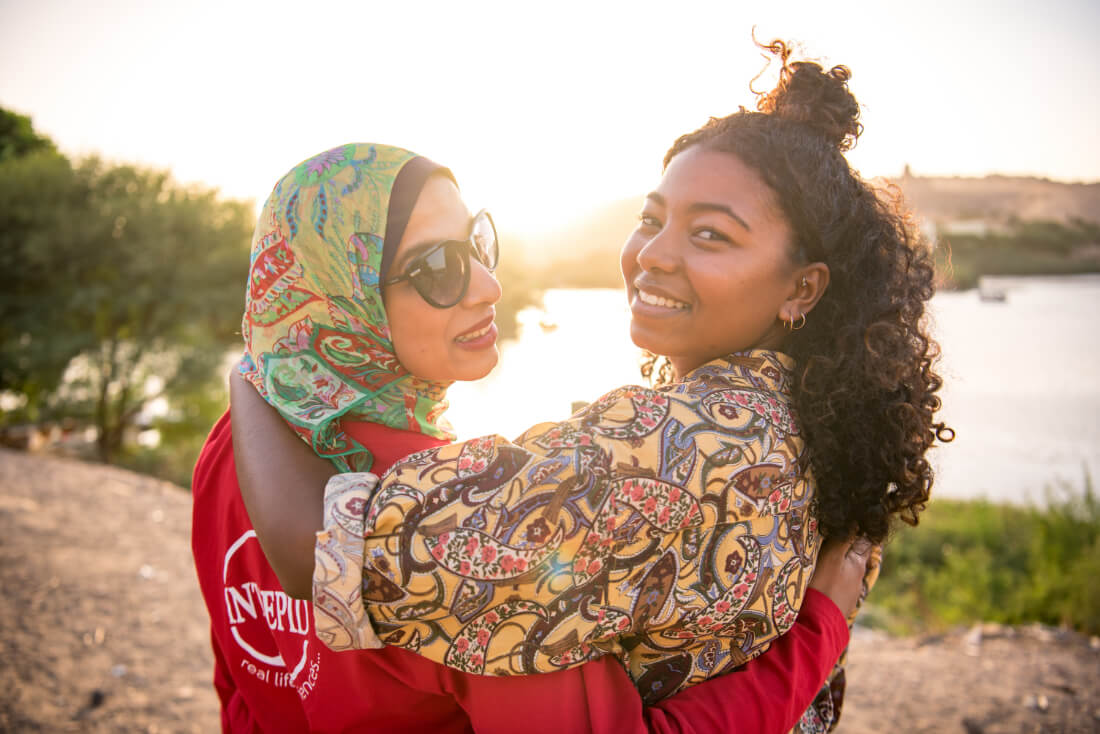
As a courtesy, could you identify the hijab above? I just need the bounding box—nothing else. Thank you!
[240,143,456,472]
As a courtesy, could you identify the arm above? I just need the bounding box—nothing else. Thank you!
[454,591,848,734]
[229,369,335,598]
[641,590,850,734]
[791,537,881,732]
[315,374,819,700]
[455,538,869,734]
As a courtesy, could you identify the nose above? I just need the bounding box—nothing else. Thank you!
[633,226,680,274]
[464,260,502,307]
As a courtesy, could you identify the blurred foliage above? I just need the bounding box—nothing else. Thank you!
[935,218,1100,289]
[118,371,231,488]
[493,231,545,340]
[0,107,57,162]
[873,474,1100,635]
[522,196,638,290]
[0,107,253,466]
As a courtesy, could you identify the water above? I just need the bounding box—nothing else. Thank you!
[447,275,1100,505]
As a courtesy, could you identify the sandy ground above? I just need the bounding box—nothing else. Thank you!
[2,448,1098,733]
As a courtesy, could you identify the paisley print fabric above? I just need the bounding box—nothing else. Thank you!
[240,143,454,472]
[314,350,863,710]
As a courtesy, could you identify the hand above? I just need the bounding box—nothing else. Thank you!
[808,536,873,619]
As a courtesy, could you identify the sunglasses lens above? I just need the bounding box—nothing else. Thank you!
[471,211,498,270]
[389,211,497,308]
[412,241,469,307]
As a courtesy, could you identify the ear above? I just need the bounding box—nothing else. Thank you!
[780,262,830,326]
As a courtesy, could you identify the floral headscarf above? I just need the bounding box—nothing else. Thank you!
[240,143,455,472]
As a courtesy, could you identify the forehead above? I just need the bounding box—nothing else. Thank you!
[393,176,469,265]
[657,147,783,228]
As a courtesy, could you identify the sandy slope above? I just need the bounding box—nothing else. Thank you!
[2,448,1097,733]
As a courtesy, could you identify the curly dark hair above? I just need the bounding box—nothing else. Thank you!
[643,39,952,545]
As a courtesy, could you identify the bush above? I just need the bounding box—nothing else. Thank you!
[872,475,1099,634]
[935,218,1100,289]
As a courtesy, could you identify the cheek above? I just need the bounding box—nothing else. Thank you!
[386,294,444,366]
[620,234,643,278]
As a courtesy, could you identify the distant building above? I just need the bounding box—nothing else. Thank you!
[940,219,994,237]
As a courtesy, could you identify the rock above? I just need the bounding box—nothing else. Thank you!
[965,624,983,655]
[980,622,1014,639]
[1024,624,1064,644]
[915,633,945,648]
[961,717,984,734]
[1023,693,1050,713]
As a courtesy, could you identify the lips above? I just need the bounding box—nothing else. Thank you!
[631,280,692,313]
[455,314,497,346]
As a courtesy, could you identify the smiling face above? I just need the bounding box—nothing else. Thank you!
[383,174,502,382]
[621,146,803,377]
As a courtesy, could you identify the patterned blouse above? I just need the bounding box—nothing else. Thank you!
[314,350,838,711]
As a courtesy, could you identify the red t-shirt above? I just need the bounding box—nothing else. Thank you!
[192,409,849,733]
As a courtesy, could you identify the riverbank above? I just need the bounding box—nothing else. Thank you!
[2,448,1098,733]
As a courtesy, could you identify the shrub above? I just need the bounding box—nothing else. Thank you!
[872,474,1099,634]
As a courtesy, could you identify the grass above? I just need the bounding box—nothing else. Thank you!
[936,218,1100,290]
[870,474,1100,635]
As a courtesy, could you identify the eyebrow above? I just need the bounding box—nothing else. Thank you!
[645,192,753,232]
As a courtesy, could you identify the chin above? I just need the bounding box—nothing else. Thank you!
[456,349,499,382]
[628,321,666,357]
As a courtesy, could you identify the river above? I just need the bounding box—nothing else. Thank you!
[447,274,1100,505]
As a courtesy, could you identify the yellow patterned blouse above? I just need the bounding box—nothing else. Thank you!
[314,350,842,709]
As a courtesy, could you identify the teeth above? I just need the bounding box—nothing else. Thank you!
[456,323,493,343]
[637,289,690,310]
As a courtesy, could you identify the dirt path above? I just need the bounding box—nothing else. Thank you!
[2,448,1098,733]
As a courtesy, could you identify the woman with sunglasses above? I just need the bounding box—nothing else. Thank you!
[231,39,951,733]
[194,141,867,734]
[233,39,956,731]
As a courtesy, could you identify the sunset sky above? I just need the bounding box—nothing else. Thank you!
[2,0,1098,237]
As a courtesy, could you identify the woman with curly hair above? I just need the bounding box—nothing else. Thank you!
[200,139,869,733]
[231,39,950,732]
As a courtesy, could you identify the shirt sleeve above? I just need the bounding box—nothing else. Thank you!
[312,473,387,651]
[450,589,849,734]
[316,379,820,703]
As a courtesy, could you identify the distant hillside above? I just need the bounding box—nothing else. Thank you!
[519,196,641,288]
[512,174,1100,289]
[893,171,1100,228]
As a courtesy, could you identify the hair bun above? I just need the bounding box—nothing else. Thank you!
[754,40,862,151]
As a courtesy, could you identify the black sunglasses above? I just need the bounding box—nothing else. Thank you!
[382,209,499,308]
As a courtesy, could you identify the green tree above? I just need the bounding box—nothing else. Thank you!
[0,151,253,463]
[0,151,88,407]
[0,107,57,162]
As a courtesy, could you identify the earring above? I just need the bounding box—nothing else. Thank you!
[800,276,808,288]
[785,311,806,331]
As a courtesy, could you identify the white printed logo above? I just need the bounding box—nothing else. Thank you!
[223,530,314,690]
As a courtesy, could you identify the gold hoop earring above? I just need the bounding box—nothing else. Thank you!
[785,311,806,331]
